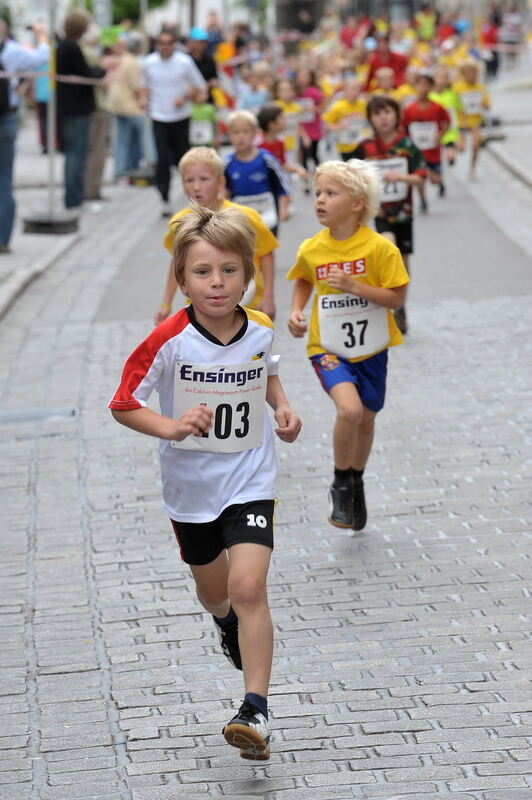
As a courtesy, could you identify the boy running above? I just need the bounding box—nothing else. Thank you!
[155,147,279,324]
[402,72,450,207]
[353,95,425,334]
[287,160,409,531]
[110,204,301,760]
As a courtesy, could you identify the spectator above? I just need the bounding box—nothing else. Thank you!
[186,27,218,101]
[205,11,224,57]
[0,20,49,253]
[56,10,106,209]
[105,33,145,180]
[141,29,206,216]
[82,25,111,201]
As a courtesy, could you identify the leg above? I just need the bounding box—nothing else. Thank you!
[227,543,272,697]
[329,381,363,470]
[352,405,377,471]
[152,120,172,202]
[0,112,17,248]
[84,109,108,199]
[61,115,90,208]
[114,115,128,179]
[470,126,481,177]
[188,549,230,618]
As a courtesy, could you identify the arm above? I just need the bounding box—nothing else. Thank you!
[287,277,313,337]
[382,169,424,188]
[278,193,290,223]
[266,374,302,443]
[257,252,275,320]
[327,268,408,310]
[111,404,213,440]
[155,259,179,325]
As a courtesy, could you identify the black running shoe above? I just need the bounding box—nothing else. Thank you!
[328,481,354,528]
[352,476,367,531]
[213,617,242,670]
[223,700,271,760]
[439,183,446,197]
[420,197,428,214]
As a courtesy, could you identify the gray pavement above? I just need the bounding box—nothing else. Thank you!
[1,65,532,800]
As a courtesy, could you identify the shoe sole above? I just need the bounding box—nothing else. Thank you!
[327,515,354,529]
[224,723,270,757]
[240,746,271,760]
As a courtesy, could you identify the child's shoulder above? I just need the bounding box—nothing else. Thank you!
[243,307,274,330]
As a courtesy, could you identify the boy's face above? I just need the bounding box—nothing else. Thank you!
[272,113,285,134]
[370,105,398,137]
[462,66,476,84]
[180,240,248,320]
[314,174,362,229]
[416,77,432,99]
[229,122,256,153]
[344,81,361,102]
[181,163,224,208]
[278,81,294,102]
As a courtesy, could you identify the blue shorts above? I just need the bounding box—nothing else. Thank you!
[310,350,388,413]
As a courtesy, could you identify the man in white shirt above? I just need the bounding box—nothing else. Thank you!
[142,30,207,216]
[0,20,49,252]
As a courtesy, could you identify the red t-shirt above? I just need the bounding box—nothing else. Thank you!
[402,100,450,163]
[366,51,408,89]
[258,137,286,165]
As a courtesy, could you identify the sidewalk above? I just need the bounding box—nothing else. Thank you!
[2,63,532,321]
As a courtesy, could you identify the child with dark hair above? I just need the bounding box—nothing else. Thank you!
[257,104,308,182]
[353,95,426,334]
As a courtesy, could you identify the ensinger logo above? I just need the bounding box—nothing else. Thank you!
[315,259,366,280]
[179,364,263,387]
[320,296,368,309]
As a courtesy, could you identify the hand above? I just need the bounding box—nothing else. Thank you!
[32,21,47,38]
[296,166,309,181]
[327,265,357,294]
[383,170,404,183]
[279,206,290,222]
[287,310,307,338]
[302,134,311,148]
[154,303,171,326]
[274,407,302,443]
[258,295,276,320]
[173,405,213,441]
[174,96,186,108]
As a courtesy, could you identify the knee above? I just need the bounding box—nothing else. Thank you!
[228,574,267,609]
[336,403,363,427]
[358,415,376,437]
[197,585,228,609]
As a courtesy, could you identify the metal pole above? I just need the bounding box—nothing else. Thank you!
[47,0,57,216]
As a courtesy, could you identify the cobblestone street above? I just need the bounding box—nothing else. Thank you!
[1,99,532,799]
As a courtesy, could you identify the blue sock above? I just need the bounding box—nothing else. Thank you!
[245,692,268,720]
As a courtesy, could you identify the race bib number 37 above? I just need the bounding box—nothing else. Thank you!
[318,294,390,359]
[171,359,267,453]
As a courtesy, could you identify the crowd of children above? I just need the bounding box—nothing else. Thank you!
[109,9,506,763]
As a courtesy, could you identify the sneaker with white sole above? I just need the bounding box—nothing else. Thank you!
[213,616,242,670]
[223,699,270,760]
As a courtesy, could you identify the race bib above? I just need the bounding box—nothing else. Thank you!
[337,116,365,146]
[189,120,213,145]
[408,121,438,150]
[298,97,315,123]
[171,359,267,453]
[373,157,409,202]
[233,192,278,230]
[461,90,483,115]
[318,294,389,359]
[284,112,300,137]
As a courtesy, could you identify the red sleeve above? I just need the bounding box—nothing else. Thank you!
[109,309,189,410]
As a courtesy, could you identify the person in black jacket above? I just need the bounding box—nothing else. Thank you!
[56,10,105,209]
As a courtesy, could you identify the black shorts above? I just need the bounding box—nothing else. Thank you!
[425,160,442,175]
[170,500,275,565]
[375,218,414,256]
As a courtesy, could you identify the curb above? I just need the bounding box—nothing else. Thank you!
[485,140,532,191]
[0,233,80,321]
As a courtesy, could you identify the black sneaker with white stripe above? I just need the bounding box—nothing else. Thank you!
[223,699,271,760]
[213,616,242,670]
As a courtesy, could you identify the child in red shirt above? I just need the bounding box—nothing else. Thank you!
[402,72,450,210]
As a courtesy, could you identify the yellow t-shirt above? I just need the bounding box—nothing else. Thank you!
[164,199,279,307]
[275,99,302,153]
[287,226,409,361]
[321,98,368,153]
[394,82,417,108]
[452,79,490,128]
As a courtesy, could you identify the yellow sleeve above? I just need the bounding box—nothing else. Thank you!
[286,241,315,283]
[163,208,189,254]
[241,206,279,257]
[378,239,410,288]
[482,86,490,108]
[322,101,342,125]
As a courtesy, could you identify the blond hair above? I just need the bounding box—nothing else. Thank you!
[227,109,258,131]
[314,160,381,226]
[172,203,256,286]
[179,146,224,178]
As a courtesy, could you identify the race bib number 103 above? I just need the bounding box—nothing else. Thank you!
[171,359,267,453]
